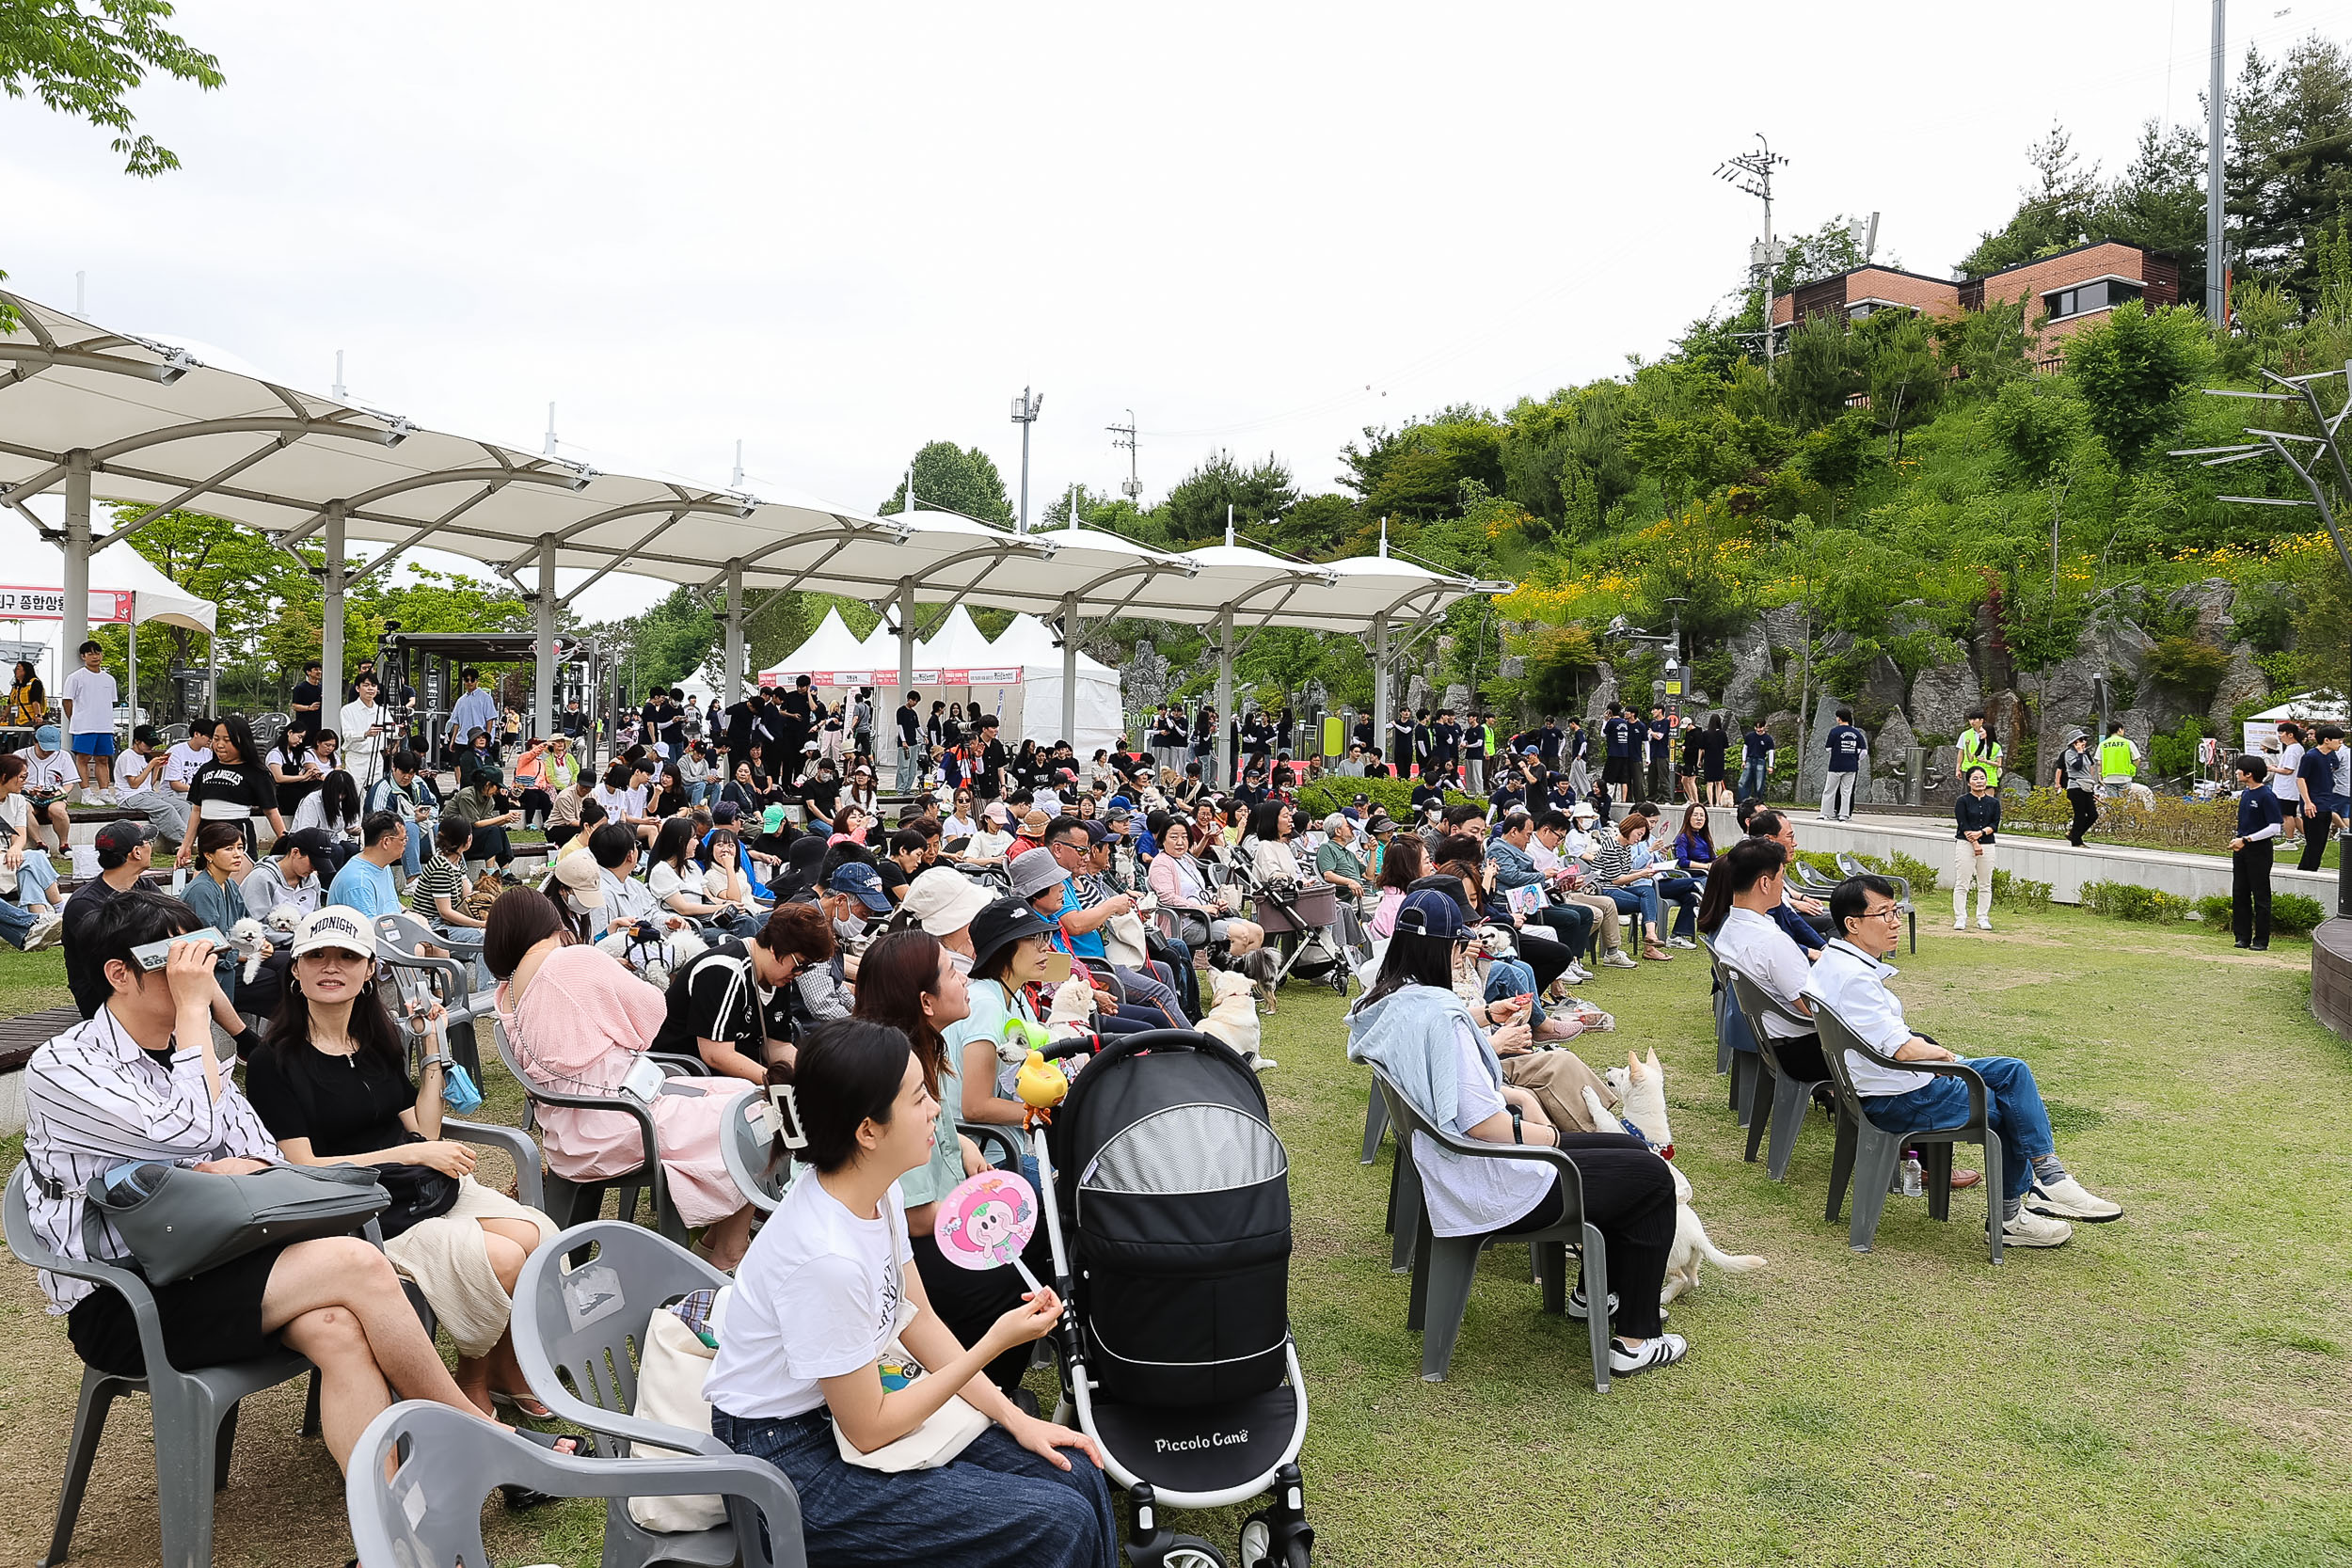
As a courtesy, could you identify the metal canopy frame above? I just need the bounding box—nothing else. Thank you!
[0,288,1506,752]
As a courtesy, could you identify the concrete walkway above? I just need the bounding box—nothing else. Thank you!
[1711,805,2341,909]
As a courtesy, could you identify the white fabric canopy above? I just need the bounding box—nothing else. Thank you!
[4,500,217,632]
[988,612,1123,753]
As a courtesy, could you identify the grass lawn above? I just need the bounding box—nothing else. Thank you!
[5,910,2352,1565]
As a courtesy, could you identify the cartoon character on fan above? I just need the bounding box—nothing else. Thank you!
[938,1174,1035,1269]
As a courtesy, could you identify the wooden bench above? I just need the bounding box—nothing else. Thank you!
[0,1006,86,1134]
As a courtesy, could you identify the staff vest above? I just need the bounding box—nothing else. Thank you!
[2099,735,2136,780]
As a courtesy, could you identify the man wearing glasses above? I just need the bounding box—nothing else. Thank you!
[1044,816,1188,1027]
[1804,874,2121,1248]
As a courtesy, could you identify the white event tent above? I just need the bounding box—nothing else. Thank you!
[989,613,1123,753]
[0,290,1508,781]
[0,500,217,720]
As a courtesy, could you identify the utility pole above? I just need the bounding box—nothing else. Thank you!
[1010,388,1043,533]
[1716,134,1789,377]
[1108,410,1141,503]
[543,403,558,458]
[2207,0,2229,325]
[333,349,346,401]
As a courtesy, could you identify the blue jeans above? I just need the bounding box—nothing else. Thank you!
[711,1406,1116,1568]
[1656,875,1701,939]
[1484,955,1547,1025]
[0,894,35,948]
[1603,883,1662,942]
[1861,1055,2053,1203]
[1738,759,1768,802]
[14,852,60,909]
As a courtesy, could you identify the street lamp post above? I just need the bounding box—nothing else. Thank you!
[1010,388,1044,534]
[2176,363,2352,915]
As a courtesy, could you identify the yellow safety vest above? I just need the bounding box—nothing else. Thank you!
[1958,732,2001,785]
[2098,734,2136,780]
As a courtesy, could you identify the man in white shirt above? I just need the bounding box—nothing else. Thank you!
[160,725,212,794]
[16,725,77,851]
[1804,873,2121,1247]
[444,666,501,761]
[59,640,119,796]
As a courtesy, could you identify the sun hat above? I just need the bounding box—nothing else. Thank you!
[1009,846,1070,900]
[1570,802,1600,822]
[1392,888,1468,941]
[289,906,375,959]
[966,895,1057,976]
[903,866,992,937]
[551,850,607,907]
[1020,809,1051,839]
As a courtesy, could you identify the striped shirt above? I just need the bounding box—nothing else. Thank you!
[21,1007,278,1311]
[407,853,467,921]
[1585,836,1638,884]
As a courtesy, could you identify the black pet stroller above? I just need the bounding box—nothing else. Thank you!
[1034,1028,1315,1568]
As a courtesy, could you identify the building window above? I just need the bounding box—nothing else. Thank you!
[2043,278,2142,321]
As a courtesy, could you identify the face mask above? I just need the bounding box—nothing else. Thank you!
[946,947,974,975]
[834,911,866,941]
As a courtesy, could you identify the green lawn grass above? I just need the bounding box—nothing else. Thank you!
[4,911,2352,1565]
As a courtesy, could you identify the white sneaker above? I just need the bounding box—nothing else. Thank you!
[1608,1333,1690,1375]
[1954,918,1967,930]
[1977,917,1993,931]
[2027,1174,2122,1223]
[24,912,64,951]
[2001,1208,2074,1248]
[1665,935,1697,950]
[1601,949,1639,970]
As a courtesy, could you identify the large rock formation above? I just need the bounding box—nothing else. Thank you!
[1584,662,1618,724]
[1859,653,1907,723]
[1908,659,1982,740]
[2207,644,2267,736]
[2169,578,2237,647]
[1874,707,1919,804]
[1440,683,1472,716]
[1719,619,1772,722]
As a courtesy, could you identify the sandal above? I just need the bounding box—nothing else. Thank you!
[500,1426,592,1509]
[1643,947,1673,963]
[492,1388,555,1421]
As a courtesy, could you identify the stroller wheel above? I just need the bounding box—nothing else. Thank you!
[1240,1519,1272,1568]
[1160,1537,1231,1568]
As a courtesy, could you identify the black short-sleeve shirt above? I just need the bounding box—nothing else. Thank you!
[651,940,790,1058]
[245,1041,414,1159]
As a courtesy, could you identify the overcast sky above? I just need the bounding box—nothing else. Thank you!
[4,0,2347,623]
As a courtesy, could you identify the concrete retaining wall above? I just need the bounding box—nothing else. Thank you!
[1708,807,2338,909]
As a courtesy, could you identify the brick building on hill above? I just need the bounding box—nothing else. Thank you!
[1772,240,2185,360]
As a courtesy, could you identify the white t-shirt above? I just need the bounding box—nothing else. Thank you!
[17,746,73,796]
[1411,1020,1555,1238]
[162,741,210,788]
[702,1174,913,1420]
[2275,742,2306,801]
[60,667,116,735]
[648,860,692,906]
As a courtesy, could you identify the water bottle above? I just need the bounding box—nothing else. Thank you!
[1899,1150,1925,1197]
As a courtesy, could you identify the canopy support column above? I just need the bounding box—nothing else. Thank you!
[1059,591,1078,748]
[532,532,557,743]
[321,501,347,717]
[723,559,745,708]
[892,578,915,789]
[1371,610,1391,767]
[1216,606,1233,786]
[62,451,90,664]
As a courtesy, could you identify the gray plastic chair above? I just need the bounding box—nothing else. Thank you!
[1697,933,1762,1120]
[371,911,488,1086]
[1810,996,2004,1260]
[489,1018,692,1242]
[7,1164,314,1568]
[1372,1071,1613,1390]
[511,1221,744,1568]
[346,1398,803,1568]
[718,1089,794,1213]
[1719,961,1831,1181]
[1835,852,1917,954]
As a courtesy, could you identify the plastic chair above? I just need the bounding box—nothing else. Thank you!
[1371,1071,1613,1390]
[1696,933,1763,1121]
[7,1164,314,1568]
[346,1398,803,1568]
[1836,852,1917,955]
[488,1018,692,1243]
[1719,961,1831,1181]
[511,1221,746,1568]
[1810,996,2004,1260]
[718,1089,794,1213]
[370,911,487,1086]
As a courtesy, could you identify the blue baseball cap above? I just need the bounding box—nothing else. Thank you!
[34,724,59,748]
[826,862,894,913]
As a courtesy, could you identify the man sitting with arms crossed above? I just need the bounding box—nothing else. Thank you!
[1804,874,2121,1247]
[23,893,534,1476]
[1709,839,1979,1192]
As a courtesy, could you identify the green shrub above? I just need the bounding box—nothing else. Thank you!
[2146,637,2229,704]
[2273,893,2327,935]
[2195,893,2234,928]
[1991,871,2052,909]
[2079,879,2188,923]
[2004,785,2236,852]
[1886,849,1941,895]
[1294,776,1477,822]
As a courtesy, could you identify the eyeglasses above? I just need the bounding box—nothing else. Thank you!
[1863,906,1902,921]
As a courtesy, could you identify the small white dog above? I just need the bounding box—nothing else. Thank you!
[1197,966,1277,1072]
[597,925,708,990]
[229,916,272,986]
[1583,1049,1765,1306]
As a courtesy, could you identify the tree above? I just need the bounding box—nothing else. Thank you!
[1957,122,2105,276]
[2063,301,2211,470]
[1341,409,1505,522]
[1934,295,2034,400]
[877,441,1012,526]
[1161,451,1296,544]
[1853,309,1944,459]
[2227,35,2352,309]
[1502,384,1635,534]
[1986,380,2086,610]
[1773,311,1859,430]
[2102,119,2211,306]
[0,0,223,176]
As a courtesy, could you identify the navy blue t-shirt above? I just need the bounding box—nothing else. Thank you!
[2238,787,2283,838]
[1743,727,1773,762]
[1825,724,1866,773]
[1602,718,1633,757]
[2296,746,2338,807]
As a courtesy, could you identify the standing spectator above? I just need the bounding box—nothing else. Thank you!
[1698,713,1731,805]
[287,657,325,732]
[8,657,46,727]
[1600,702,1635,805]
[445,666,500,763]
[1738,717,1774,804]
[59,639,118,798]
[2053,727,2100,847]
[2297,726,2346,873]
[1643,705,1671,801]
[1820,706,1865,822]
[895,689,921,793]
[1953,767,2000,931]
[342,670,395,789]
[2230,753,2282,951]
[2097,720,2140,802]
[2266,721,2306,850]
[180,715,285,863]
